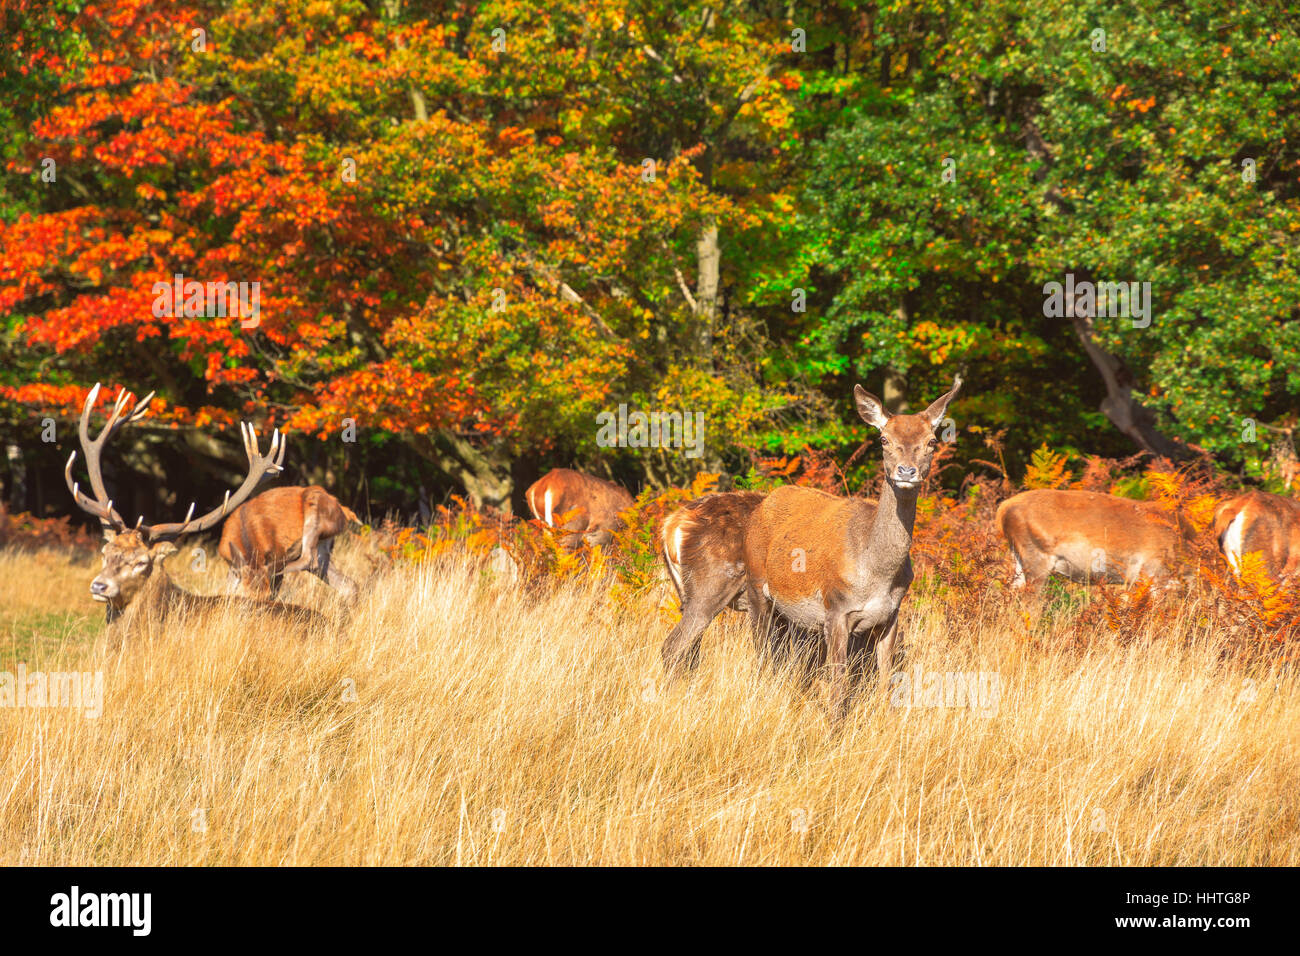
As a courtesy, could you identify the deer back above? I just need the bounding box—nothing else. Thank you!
[998,489,1190,570]
[527,469,634,532]
[1214,490,1300,579]
[218,486,350,566]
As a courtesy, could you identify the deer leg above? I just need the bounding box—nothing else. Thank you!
[1010,550,1027,588]
[282,508,323,575]
[1008,543,1057,590]
[748,594,818,690]
[744,581,784,665]
[1016,547,1054,591]
[313,541,358,601]
[825,615,852,725]
[661,575,743,675]
[846,627,872,698]
[874,614,900,695]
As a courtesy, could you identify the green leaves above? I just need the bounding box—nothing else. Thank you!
[796,0,1300,467]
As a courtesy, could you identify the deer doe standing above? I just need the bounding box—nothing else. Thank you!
[65,384,323,633]
[661,377,962,722]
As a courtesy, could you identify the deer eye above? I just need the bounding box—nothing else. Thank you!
[928,438,939,448]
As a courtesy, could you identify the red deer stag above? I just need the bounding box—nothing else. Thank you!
[1213,490,1300,580]
[65,384,322,633]
[996,489,1196,588]
[525,468,634,548]
[218,486,361,600]
[662,377,963,723]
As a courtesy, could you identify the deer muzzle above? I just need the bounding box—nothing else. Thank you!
[893,465,919,488]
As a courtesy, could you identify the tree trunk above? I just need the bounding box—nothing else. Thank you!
[4,442,28,513]
[384,0,428,123]
[695,216,720,361]
[1068,309,1193,460]
[880,299,910,413]
[1021,107,1191,460]
[882,369,909,414]
[425,431,514,513]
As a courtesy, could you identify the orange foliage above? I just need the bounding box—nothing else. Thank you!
[0,505,99,554]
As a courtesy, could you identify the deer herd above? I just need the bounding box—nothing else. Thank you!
[57,379,1300,721]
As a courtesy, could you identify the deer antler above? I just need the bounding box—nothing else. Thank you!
[64,383,155,532]
[64,382,286,541]
[141,421,285,540]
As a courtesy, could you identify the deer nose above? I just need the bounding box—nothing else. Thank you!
[896,465,918,480]
[90,579,111,595]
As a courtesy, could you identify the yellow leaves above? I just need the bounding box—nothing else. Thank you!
[1101,579,1154,634]
[546,541,588,579]
[1222,550,1299,631]
[464,528,496,555]
[757,456,800,478]
[690,472,721,497]
[424,539,456,558]
[586,544,607,581]
[1024,443,1071,489]
[1145,469,1184,508]
[1187,494,1219,533]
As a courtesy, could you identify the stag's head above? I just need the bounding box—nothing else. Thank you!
[91,531,177,611]
[65,383,286,615]
[854,376,963,491]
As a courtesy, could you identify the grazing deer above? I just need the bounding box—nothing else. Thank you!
[64,384,323,633]
[660,491,765,668]
[525,468,634,548]
[218,486,361,600]
[996,489,1196,588]
[1213,490,1300,580]
[661,377,963,723]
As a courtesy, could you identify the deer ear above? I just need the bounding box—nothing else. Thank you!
[102,528,118,545]
[854,385,890,429]
[923,375,963,429]
[149,540,178,560]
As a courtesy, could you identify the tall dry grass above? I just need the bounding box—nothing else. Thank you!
[0,538,1296,865]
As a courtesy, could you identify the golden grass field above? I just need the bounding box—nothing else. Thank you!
[0,536,1297,866]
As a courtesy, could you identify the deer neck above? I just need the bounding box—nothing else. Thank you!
[108,568,179,626]
[851,479,919,581]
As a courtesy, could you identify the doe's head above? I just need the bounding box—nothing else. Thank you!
[854,375,963,491]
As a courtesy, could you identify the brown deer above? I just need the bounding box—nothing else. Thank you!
[64,384,323,633]
[1213,490,1300,580]
[662,377,963,723]
[525,468,634,548]
[659,491,765,669]
[218,486,361,600]
[996,489,1196,588]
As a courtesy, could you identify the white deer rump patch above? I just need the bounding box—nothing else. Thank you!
[1222,511,1246,573]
